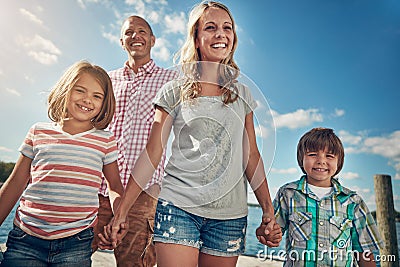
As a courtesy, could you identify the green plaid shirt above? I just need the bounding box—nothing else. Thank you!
[273,176,383,267]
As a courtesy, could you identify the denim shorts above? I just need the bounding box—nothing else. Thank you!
[153,199,247,257]
[0,225,93,267]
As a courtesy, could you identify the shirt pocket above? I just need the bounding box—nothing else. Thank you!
[288,212,312,246]
[139,91,157,121]
[329,215,353,250]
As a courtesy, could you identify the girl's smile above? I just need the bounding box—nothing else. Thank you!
[65,72,104,131]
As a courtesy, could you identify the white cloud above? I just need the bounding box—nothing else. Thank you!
[19,8,43,26]
[254,124,270,139]
[340,171,360,180]
[153,46,171,62]
[153,37,172,62]
[271,167,298,174]
[348,185,371,194]
[333,108,345,117]
[339,130,400,179]
[271,108,323,129]
[6,88,21,97]
[102,31,120,44]
[164,12,186,35]
[364,131,400,159]
[0,146,13,153]
[338,130,363,146]
[148,10,161,24]
[16,34,61,65]
[77,0,101,9]
[125,0,146,15]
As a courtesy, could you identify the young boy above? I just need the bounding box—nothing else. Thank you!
[273,127,383,266]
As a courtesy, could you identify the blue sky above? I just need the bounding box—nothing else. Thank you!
[0,0,399,211]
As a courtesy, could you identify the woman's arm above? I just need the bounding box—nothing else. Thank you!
[243,112,281,246]
[243,112,274,217]
[109,106,173,247]
[0,154,32,225]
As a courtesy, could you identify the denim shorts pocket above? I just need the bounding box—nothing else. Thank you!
[76,228,94,241]
[288,212,312,243]
[8,225,28,240]
[329,216,352,249]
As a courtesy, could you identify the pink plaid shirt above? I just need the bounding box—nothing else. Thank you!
[99,60,177,196]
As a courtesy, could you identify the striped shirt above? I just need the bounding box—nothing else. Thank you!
[98,60,177,195]
[15,122,117,240]
[273,175,383,267]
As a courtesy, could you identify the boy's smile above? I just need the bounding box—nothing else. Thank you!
[303,148,338,187]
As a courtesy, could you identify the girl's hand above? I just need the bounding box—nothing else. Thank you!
[98,217,129,249]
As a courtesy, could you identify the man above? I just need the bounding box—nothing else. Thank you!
[92,16,177,267]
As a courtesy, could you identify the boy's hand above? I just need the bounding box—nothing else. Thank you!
[256,217,282,247]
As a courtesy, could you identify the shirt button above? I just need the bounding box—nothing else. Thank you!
[319,243,324,247]
[319,203,324,207]
[319,221,324,226]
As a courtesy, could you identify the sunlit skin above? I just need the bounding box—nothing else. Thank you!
[303,148,338,187]
[120,16,155,72]
[64,73,104,134]
[195,7,234,62]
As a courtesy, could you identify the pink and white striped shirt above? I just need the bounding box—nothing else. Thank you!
[16,122,117,239]
[98,60,177,196]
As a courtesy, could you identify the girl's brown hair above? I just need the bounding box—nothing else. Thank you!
[47,61,115,130]
[297,127,345,177]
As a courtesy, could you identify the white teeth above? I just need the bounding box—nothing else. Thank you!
[212,43,226,48]
[79,105,92,111]
[132,43,142,46]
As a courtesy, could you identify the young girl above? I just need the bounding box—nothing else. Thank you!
[0,61,124,267]
[103,1,281,266]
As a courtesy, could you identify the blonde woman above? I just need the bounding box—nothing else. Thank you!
[105,1,281,266]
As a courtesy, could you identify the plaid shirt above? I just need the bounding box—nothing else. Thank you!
[99,60,177,196]
[273,175,383,267]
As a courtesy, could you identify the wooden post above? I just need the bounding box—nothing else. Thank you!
[374,174,399,267]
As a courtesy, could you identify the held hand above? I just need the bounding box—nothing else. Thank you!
[98,217,128,249]
[256,216,282,247]
[265,222,282,247]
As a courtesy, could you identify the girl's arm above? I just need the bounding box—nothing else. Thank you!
[109,106,173,247]
[0,154,32,225]
[243,112,280,245]
[102,161,124,213]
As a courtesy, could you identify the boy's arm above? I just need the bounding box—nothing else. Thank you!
[0,154,32,225]
[358,251,377,267]
[352,197,383,267]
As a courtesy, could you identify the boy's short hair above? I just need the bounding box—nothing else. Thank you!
[297,127,344,177]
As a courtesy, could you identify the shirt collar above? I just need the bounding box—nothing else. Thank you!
[123,59,156,79]
[296,175,355,203]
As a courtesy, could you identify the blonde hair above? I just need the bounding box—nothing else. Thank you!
[175,1,239,104]
[47,61,115,130]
